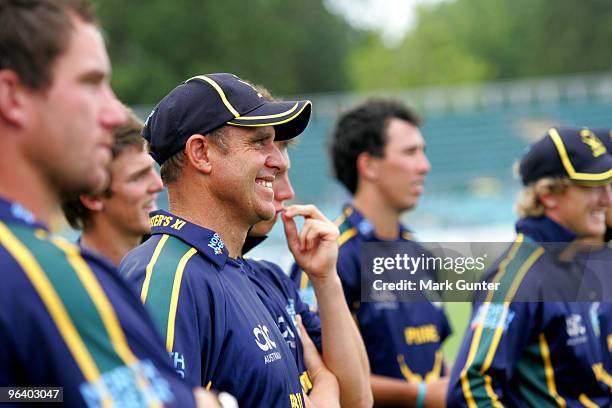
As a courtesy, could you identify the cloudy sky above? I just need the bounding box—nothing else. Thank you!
[326,0,447,46]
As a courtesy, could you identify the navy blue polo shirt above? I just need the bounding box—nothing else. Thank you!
[0,197,195,407]
[119,210,305,408]
[447,216,612,407]
[242,243,322,393]
[291,204,452,384]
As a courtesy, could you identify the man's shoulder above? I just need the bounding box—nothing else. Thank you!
[120,233,205,279]
[248,258,285,278]
[245,258,293,293]
[479,236,547,302]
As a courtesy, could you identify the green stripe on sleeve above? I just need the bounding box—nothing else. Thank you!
[9,224,123,373]
[142,236,194,347]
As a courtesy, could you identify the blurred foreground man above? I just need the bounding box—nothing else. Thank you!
[292,99,452,407]
[62,109,163,265]
[120,73,318,407]
[0,0,214,406]
[447,128,612,407]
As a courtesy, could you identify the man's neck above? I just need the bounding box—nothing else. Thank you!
[0,146,58,225]
[81,222,142,266]
[168,185,248,259]
[352,192,402,240]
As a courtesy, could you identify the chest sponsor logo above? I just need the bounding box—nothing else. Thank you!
[207,233,224,255]
[277,316,297,349]
[254,324,282,364]
[404,324,440,345]
[80,359,173,407]
[566,314,588,346]
[470,303,515,331]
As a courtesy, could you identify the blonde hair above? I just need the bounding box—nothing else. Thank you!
[515,177,571,218]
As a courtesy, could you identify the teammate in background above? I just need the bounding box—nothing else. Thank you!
[119,73,320,407]
[292,99,452,407]
[62,108,163,265]
[0,0,215,406]
[243,87,372,407]
[447,128,612,407]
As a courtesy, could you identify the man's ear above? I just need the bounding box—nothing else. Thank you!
[185,134,212,174]
[79,195,104,212]
[356,152,379,182]
[0,70,30,128]
[538,191,560,210]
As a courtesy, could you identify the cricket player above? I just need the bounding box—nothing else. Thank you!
[292,99,452,407]
[0,0,215,406]
[119,73,314,407]
[62,108,163,265]
[243,144,372,406]
[447,127,612,407]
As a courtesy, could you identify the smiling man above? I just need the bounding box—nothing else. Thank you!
[119,73,313,407]
[63,108,163,265]
[447,127,612,407]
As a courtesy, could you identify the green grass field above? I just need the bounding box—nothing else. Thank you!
[441,302,472,366]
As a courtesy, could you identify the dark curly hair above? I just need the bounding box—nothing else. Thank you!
[330,98,422,194]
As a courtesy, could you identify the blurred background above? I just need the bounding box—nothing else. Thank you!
[87,0,612,361]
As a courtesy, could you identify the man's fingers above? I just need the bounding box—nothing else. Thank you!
[299,221,314,251]
[282,211,300,250]
[284,204,326,221]
[302,222,324,252]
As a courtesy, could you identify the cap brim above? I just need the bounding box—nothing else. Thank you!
[227,100,312,141]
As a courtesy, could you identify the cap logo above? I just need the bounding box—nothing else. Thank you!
[144,108,156,127]
[580,130,606,157]
[237,79,263,98]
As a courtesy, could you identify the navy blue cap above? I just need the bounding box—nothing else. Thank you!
[591,128,612,152]
[143,73,312,165]
[519,127,612,186]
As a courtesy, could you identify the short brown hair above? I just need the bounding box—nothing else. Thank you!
[0,0,95,91]
[62,108,145,230]
[159,126,228,185]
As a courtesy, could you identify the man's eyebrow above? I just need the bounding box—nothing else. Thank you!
[253,127,275,138]
[128,165,152,180]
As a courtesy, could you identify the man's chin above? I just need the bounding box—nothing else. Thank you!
[251,213,277,236]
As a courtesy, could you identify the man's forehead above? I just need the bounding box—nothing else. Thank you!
[53,17,110,75]
[113,146,152,169]
[385,124,424,146]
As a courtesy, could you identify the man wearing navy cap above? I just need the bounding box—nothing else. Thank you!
[447,127,612,407]
[119,73,320,407]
